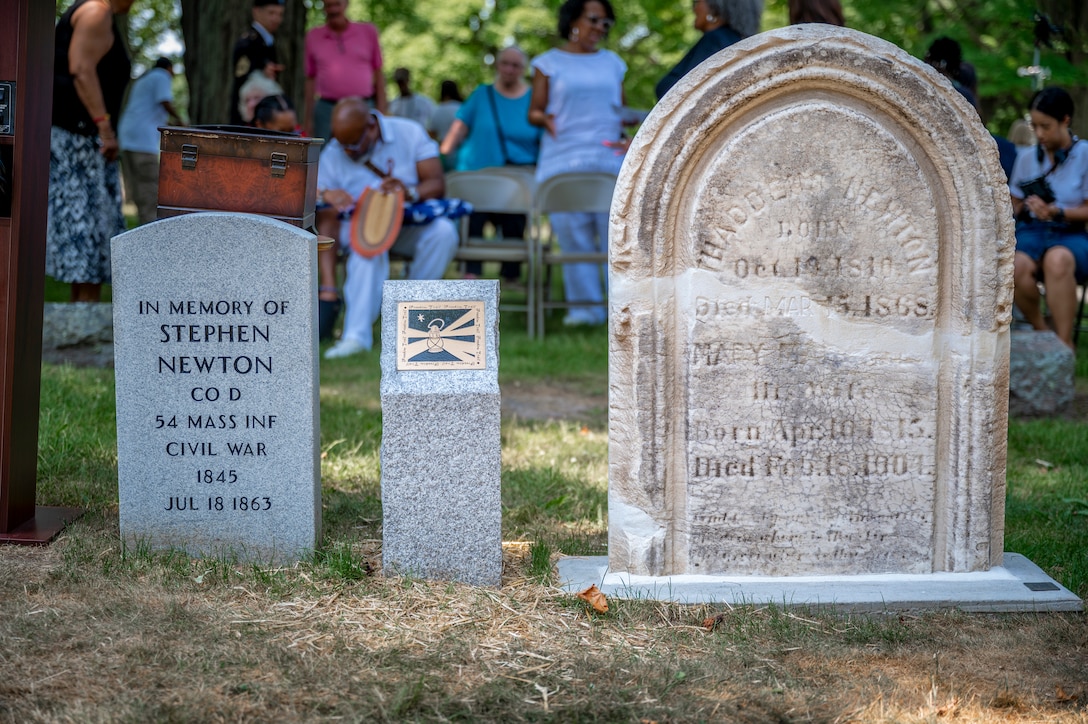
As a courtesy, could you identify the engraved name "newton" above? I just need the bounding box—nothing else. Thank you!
[157,356,273,374]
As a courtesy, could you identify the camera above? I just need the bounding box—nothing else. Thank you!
[1018,175,1056,204]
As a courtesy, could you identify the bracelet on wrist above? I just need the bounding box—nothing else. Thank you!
[1055,206,1066,222]
[92,113,111,125]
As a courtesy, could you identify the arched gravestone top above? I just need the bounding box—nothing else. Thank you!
[608,26,1015,577]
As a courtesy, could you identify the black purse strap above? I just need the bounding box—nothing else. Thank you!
[486,85,512,166]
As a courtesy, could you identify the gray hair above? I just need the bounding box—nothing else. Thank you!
[706,0,763,37]
[237,72,284,123]
[496,45,528,66]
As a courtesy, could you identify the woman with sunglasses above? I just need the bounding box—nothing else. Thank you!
[529,0,626,327]
[656,0,762,101]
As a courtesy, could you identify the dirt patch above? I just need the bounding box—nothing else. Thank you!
[500,381,607,424]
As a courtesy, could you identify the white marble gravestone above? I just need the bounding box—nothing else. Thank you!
[112,213,320,562]
[608,26,1016,578]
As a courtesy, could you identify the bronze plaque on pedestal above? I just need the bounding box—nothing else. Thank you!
[396,301,486,371]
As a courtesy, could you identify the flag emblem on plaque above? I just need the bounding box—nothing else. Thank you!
[396,301,486,370]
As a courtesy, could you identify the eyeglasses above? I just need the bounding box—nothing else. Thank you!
[583,14,615,30]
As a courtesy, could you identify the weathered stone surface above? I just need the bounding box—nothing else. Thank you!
[380,280,502,587]
[1008,330,1074,417]
[609,26,1014,577]
[112,213,320,563]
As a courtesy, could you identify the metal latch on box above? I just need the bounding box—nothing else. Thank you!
[181,144,198,170]
[270,152,288,178]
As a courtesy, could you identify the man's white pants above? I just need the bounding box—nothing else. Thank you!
[338,217,459,350]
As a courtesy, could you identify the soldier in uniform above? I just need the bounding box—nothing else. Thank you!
[231,0,285,125]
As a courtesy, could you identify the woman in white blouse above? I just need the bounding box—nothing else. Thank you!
[529,0,626,327]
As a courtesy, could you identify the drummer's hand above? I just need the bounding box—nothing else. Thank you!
[323,188,354,213]
[379,177,407,196]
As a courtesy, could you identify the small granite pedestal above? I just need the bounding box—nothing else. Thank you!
[380,280,502,587]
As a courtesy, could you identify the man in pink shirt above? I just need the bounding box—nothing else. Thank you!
[303,0,387,141]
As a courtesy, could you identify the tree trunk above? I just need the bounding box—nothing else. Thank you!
[179,0,249,124]
[179,0,306,125]
[277,0,307,115]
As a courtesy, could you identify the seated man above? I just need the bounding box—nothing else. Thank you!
[318,98,458,358]
[1010,87,1088,351]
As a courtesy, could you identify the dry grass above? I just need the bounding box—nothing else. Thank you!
[1,519,1085,723]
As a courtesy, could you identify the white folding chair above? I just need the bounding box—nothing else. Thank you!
[445,170,536,336]
[531,172,617,337]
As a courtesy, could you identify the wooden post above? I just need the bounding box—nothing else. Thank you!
[0,0,81,543]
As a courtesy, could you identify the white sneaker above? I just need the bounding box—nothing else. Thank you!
[323,338,369,359]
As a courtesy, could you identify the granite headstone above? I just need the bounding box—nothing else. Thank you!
[608,26,1015,577]
[112,213,320,562]
[380,280,502,586]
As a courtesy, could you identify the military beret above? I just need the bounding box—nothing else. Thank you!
[253,0,284,6]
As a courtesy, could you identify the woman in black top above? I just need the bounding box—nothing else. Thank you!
[48,0,134,303]
[655,0,762,101]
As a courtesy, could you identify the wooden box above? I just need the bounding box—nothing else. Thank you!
[158,126,322,229]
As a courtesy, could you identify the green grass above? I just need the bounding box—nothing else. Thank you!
[1005,416,1088,598]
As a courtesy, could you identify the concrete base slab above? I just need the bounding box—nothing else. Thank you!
[557,553,1082,613]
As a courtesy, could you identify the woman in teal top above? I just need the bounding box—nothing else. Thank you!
[442,46,540,281]
[441,47,541,171]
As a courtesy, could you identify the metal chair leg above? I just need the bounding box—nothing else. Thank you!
[1076,283,1087,347]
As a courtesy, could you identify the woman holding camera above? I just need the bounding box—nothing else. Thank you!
[1010,86,1088,350]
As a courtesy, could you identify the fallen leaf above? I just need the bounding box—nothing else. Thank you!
[576,584,608,613]
[1056,685,1079,703]
[702,612,728,630]
[579,425,590,435]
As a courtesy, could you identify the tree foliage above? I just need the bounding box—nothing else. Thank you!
[59,0,1086,134]
[359,0,1087,135]
[355,0,698,112]
[766,0,1088,135]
